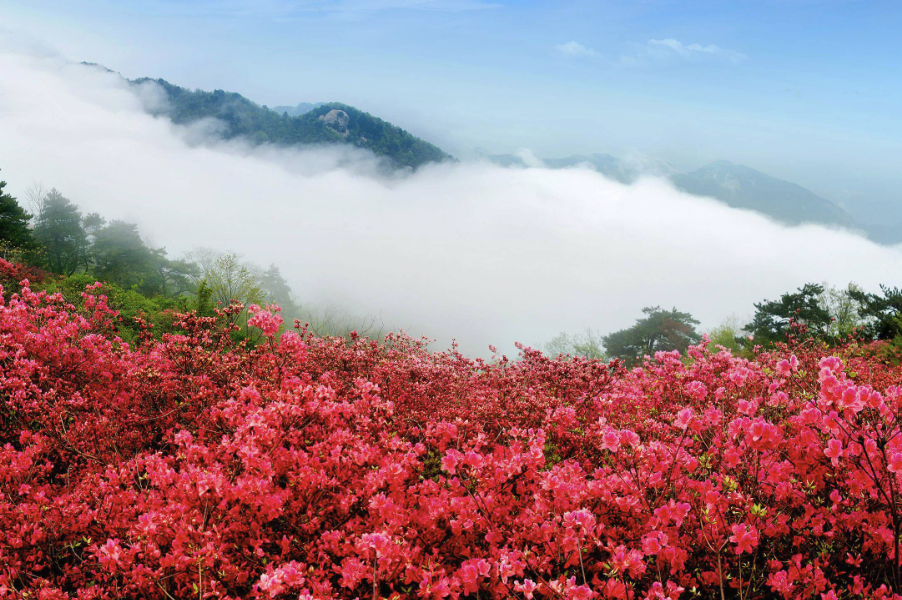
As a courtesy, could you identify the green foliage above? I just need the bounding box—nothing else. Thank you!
[189,251,309,339]
[90,220,197,296]
[849,284,902,341]
[1,168,310,347]
[151,255,199,297]
[544,329,606,360]
[603,306,701,367]
[91,220,156,290]
[820,283,867,339]
[31,188,89,275]
[39,273,190,342]
[134,79,451,169]
[744,283,832,346]
[306,103,449,169]
[259,264,300,317]
[189,250,270,341]
[873,333,902,366]
[0,173,35,257]
[192,251,265,309]
[195,280,214,317]
[706,315,746,355]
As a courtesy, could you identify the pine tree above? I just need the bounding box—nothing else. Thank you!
[0,172,35,257]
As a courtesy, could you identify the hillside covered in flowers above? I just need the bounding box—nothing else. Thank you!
[3,266,902,600]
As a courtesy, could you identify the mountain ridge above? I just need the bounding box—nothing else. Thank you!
[486,153,883,241]
[95,60,891,243]
[672,160,857,229]
[129,76,451,169]
[271,102,323,117]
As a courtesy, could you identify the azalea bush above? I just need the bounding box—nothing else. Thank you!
[3,276,902,600]
[0,257,47,292]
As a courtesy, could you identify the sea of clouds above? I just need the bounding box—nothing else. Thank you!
[1,38,900,355]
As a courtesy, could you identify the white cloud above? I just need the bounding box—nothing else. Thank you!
[554,41,600,58]
[558,38,744,67]
[645,38,746,64]
[514,148,544,168]
[1,43,898,358]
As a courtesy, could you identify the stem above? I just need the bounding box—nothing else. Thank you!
[155,581,178,600]
[892,490,901,592]
[716,550,726,600]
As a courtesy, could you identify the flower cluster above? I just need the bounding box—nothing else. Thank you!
[0,258,47,292]
[2,276,902,599]
[247,303,284,338]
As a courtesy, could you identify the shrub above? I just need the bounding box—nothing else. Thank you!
[3,278,902,599]
[37,272,190,342]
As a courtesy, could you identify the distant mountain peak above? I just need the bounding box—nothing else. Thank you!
[125,74,450,169]
[674,161,856,229]
[488,152,677,184]
[270,102,323,117]
[703,159,737,168]
[79,61,117,74]
[487,151,864,236]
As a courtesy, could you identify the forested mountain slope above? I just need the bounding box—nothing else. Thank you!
[133,77,451,169]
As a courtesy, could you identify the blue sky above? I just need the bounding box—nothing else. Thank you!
[3,0,901,222]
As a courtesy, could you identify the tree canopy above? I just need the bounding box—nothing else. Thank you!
[31,188,88,275]
[848,285,902,341]
[602,306,701,366]
[544,329,606,360]
[0,173,34,255]
[744,283,832,345]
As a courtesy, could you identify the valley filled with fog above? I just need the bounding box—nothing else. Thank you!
[2,44,900,355]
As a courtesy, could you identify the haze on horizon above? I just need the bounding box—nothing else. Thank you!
[2,0,901,228]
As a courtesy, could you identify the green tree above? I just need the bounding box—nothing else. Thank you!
[189,250,267,337]
[192,251,266,309]
[820,283,866,339]
[82,212,105,238]
[31,188,88,275]
[706,314,746,354]
[149,250,199,297]
[80,218,196,297]
[90,220,157,291]
[544,329,606,360]
[603,306,701,367]
[744,283,831,346]
[259,263,300,317]
[195,280,214,317]
[848,285,902,341]
[0,172,35,257]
